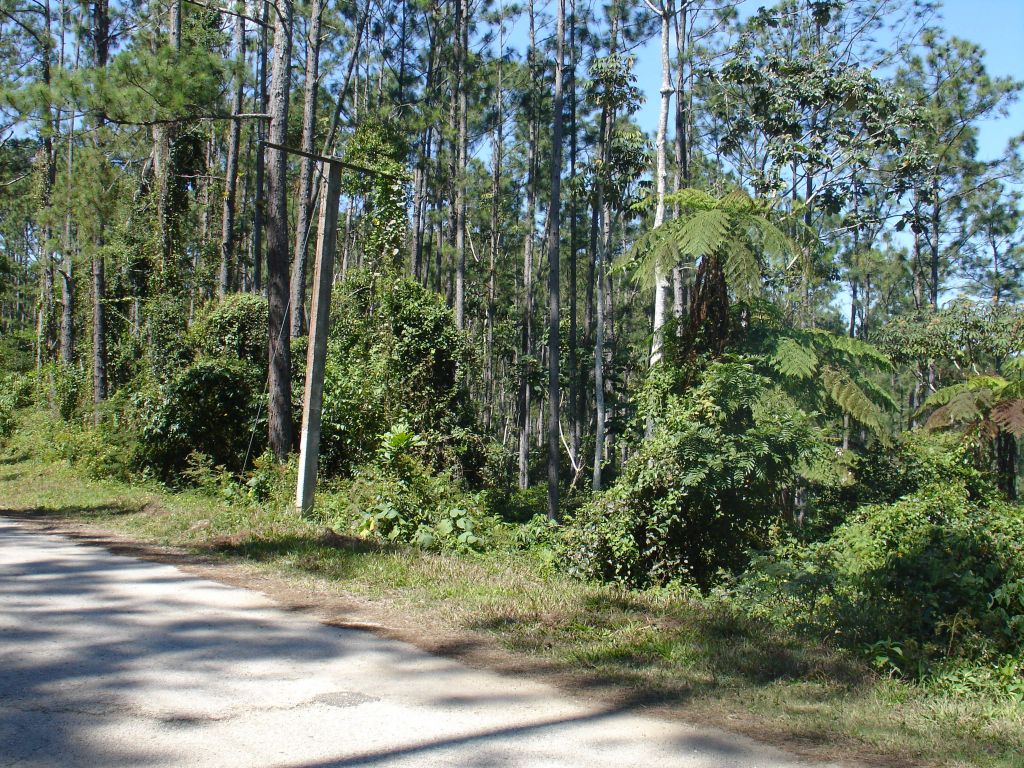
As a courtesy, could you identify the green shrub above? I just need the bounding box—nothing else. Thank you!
[324,422,496,552]
[819,430,998,514]
[44,362,86,421]
[141,295,194,382]
[0,330,35,373]
[732,483,1024,676]
[562,362,822,589]
[189,293,269,369]
[319,271,482,481]
[133,358,263,480]
[0,393,15,445]
[46,419,138,482]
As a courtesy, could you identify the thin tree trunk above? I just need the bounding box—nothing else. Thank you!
[648,0,673,367]
[252,0,270,293]
[289,0,324,335]
[518,0,538,490]
[265,0,295,460]
[91,0,109,419]
[453,0,468,329]
[567,0,580,467]
[485,32,504,434]
[154,0,182,267]
[671,1,689,326]
[546,0,565,520]
[219,4,246,298]
[59,15,77,364]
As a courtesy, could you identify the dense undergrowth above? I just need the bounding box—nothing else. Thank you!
[2,288,1024,767]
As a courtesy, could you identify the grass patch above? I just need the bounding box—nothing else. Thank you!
[1,413,1022,767]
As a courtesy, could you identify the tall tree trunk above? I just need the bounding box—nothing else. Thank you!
[219,4,246,298]
[265,0,295,460]
[453,0,469,329]
[593,111,611,491]
[252,0,270,294]
[154,0,182,268]
[546,0,565,520]
[59,15,76,364]
[485,30,504,434]
[91,0,109,419]
[648,0,673,367]
[518,0,537,490]
[567,0,580,468]
[671,1,689,325]
[289,0,324,335]
[36,0,59,369]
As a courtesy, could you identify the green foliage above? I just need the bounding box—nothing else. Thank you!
[325,422,495,552]
[132,358,262,481]
[320,271,481,481]
[877,300,1024,372]
[44,362,87,422]
[619,189,796,300]
[732,304,895,438]
[825,430,997,513]
[340,117,410,271]
[0,387,17,445]
[189,293,269,369]
[563,362,822,589]
[921,373,1024,438]
[732,484,1024,677]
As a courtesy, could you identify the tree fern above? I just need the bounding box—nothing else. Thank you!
[921,374,1024,438]
[617,188,796,298]
[772,337,818,379]
[757,323,894,438]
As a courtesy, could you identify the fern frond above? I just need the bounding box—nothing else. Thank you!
[741,214,796,264]
[821,366,888,437]
[924,389,994,432]
[855,376,900,412]
[921,376,1007,410]
[722,238,762,300]
[992,399,1024,437]
[663,188,720,212]
[614,224,685,287]
[772,337,818,379]
[1002,355,1024,379]
[808,330,893,371]
[675,209,732,259]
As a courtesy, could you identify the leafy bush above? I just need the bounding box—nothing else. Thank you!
[732,483,1024,676]
[319,271,482,480]
[132,358,263,480]
[189,293,269,369]
[0,330,35,374]
[43,362,86,421]
[563,362,822,589]
[0,391,15,445]
[324,422,496,552]
[808,430,998,535]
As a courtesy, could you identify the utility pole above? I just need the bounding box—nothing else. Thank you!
[296,160,343,514]
[262,142,401,514]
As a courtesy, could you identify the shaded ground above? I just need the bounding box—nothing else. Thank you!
[0,518,837,768]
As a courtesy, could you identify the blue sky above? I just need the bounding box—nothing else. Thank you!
[939,0,1024,159]
[554,0,1024,161]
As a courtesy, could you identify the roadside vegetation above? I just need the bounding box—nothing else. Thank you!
[3,1,1024,766]
[2,291,1023,768]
